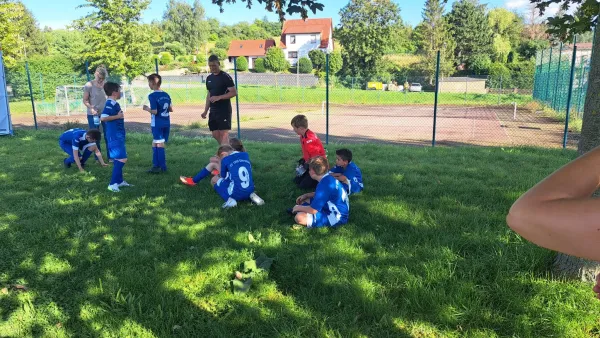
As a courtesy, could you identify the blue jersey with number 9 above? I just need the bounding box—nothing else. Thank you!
[220,151,255,200]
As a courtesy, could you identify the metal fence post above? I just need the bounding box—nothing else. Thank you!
[432,51,440,147]
[326,53,330,145]
[577,55,586,117]
[553,42,563,110]
[497,75,502,105]
[85,60,91,82]
[544,47,553,102]
[563,43,578,149]
[155,58,159,74]
[39,74,44,101]
[25,61,38,130]
[234,57,240,139]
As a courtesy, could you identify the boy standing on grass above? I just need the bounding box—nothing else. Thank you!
[59,128,108,172]
[330,148,364,196]
[289,156,350,228]
[101,82,132,192]
[291,114,326,189]
[143,74,172,173]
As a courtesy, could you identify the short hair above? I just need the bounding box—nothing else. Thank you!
[86,129,101,141]
[96,65,108,80]
[309,156,329,176]
[103,82,120,96]
[217,144,234,156]
[147,73,162,87]
[291,114,308,129]
[229,138,245,152]
[335,148,353,162]
[208,55,220,64]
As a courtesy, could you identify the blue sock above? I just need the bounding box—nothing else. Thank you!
[152,147,158,167]
[193,168,210,183]
[158,147,166,171]
[110,162,121,185]
[115,160,125,184]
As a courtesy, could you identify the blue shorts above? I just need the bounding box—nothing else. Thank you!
[306,212,335,228]
[152,126,170,143]
[108,141,127,159]
[214,178,233,201]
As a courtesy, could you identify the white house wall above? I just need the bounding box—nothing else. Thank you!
[283,33,323,65]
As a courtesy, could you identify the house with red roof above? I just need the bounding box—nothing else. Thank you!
[227,39,276,69]
[280,18,334,66]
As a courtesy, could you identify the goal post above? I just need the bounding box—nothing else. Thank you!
[54,84,136,116]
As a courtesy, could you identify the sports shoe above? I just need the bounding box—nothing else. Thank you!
[211,169,220,176]
[179,176,196,186]
[63,158,72,168]
[107,184,120,192]
[286,207,297,215]
[249,192,265,206]
[222,197,237,209]
[147,166,161,174]
[118,181,133,187]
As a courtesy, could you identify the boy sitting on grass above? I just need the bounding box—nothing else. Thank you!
[330,148,364,196]
[291,114,326,189]
[59,128,108,172]
[143,73,173,174]
[289,156,350,228]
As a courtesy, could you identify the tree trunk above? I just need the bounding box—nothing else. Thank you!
[556,31,600,282]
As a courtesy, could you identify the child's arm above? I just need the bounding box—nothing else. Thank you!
[296,192,315,205]
[168,104,173,112]
[92,145,108,166]
[294,192,317,214]
[507,146,600,261]
[72,149,85,172]
[101,111,124,122]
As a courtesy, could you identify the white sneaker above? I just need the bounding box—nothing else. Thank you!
[222,197,237,209]
[249,192,265,206]
[118,181,133,187]
[107,184,121,192]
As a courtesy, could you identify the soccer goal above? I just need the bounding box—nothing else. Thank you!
[54,85,135,116]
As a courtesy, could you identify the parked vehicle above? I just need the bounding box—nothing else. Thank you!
[409,83,422,92]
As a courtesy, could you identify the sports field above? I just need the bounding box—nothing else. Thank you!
[0,130,598,337]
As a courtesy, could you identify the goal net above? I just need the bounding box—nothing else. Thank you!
[54,85,141,116]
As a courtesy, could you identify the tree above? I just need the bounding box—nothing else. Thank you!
[446,0,493,66]
[529,0,600,282]
[209,48,228,62]
[337,0,404,78]
[264,47,288,72]
[0,1,48,67]
[308,49,325,70]
[210,0,324,21]
[329,50,343,75]
[73,0,152,80]
[164,42,186,58]
[298,57,312,73]
[236,56,248,71]
[488,8,524,62]
[254,58,266,73]
[517,39,549,60]
[163,0,209,53]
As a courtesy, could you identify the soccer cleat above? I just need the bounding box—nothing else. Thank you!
[249,192,265,206]
[211,169,219,176]
[63,158,72,168]
[107,184,121,192]
[118,181,133,187]
[286,207,297,215]
[147,166,161,174]
[179,176,197,186]
[222,197,237,209]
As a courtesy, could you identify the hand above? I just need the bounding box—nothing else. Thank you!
[101,163,108,167]
[142,105,150,112]
[332,173,342,178]
[201,111,208,119]
[91,109,98,115]
[79,168,85,173]
[209,95,221,103]
[117,112,124,119]
[296,194,307,205]
[292,205,300,213]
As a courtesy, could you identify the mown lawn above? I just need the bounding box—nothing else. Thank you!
[0,130,598,337]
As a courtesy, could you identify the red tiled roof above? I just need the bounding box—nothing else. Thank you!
[280,18,333,49]
[565,42,593,51]
[227,39,276,57]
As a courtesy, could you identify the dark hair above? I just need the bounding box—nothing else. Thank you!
[147,73,162,87]
[217,144,234,156]
[86,129,101,141]
[335,148,352,162]
[290,114,308,129]
[208,55,220,64]
[309,156,329,176]
[229,138,245,152]
[103,82,120,96]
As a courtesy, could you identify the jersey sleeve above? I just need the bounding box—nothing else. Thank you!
[220,156,230,179]
[330,166,344,174]
[100,103,112,118]
[224,73,235,88]
[310,180,330,211]
[114,102,122,113]
[72,135,81,150]
[149,93,157,110]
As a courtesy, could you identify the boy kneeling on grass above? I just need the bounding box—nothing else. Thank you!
[289,156,350,228]
[59,128,108,172]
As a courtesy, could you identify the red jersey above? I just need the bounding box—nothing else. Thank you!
[301,129,325,161]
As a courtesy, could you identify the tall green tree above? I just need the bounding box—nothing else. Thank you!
[488,8,524,62]
[210,0,324,21]
[0,1,47,67]
[337,0,404,78]
[446,0,493,66]
[413,0,456,83]
[44,29,86,63]
[74,0,152,80]
[163,0,209,53]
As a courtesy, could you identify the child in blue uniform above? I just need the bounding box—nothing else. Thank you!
[58,128,108,172]
[330,148,364,195]
[291,156,350,228]
[101,82,132,192]
[143,73,172,173]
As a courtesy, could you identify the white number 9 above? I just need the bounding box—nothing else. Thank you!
[238,167,250,189]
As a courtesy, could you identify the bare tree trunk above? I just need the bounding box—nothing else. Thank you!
[556,30,600,282]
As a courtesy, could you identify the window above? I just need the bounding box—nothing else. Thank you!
[288,51,298,59]
[311,35,317,43]
[259,44,263,48]
[290,35,296,44]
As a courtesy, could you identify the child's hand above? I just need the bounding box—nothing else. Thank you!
[142,105,150,112]
[296,194,307,205]
[117,112,124,119]
[79,168,85,173]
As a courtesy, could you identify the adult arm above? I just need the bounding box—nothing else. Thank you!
[209,86,237,102]
[202,92,210,118]
[507,146,600,261]
[82,83,97,115]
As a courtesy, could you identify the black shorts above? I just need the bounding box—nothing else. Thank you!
[208,110,232,131]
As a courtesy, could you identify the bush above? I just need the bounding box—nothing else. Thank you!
[254,58,266,73]
[265,47,288,72]
[236,56,248,71]
[159,52,174,65]
[209,48,228,63]
[309,49,326,70]
[186,62,204,73]
[215,38,231,50]
[298,57,312,74]
[509,60,535,90]
[176,55,194,63]
[164,42,186,58]
[329,50,343,74]
[489,62,512,89]
[469,54,492,75]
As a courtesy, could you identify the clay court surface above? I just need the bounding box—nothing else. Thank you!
[11,103,575,148]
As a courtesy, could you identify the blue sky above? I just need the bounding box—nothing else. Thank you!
[23,0,548,30]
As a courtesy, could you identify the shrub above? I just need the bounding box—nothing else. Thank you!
[309,49,326,70]
[329,50,343,74]
[159,52,174,65]
[186,63,204,73]
[236,56,248,71]
[469,54,492,75]
[298,57,312,74]
[164,42,186,58]
[265,47,288,72]
[215,38,231,50]
[254,58,266,73]
[176,55,194,63]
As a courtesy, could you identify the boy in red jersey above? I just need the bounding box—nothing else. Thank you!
[290,114,326,189]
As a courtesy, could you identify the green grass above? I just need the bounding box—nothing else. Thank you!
[1,130,598,337]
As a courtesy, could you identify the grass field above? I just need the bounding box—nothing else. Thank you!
[1,130,598,337]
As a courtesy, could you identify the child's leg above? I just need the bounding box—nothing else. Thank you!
[110,159,126,185]
[59,141,75,163]
[193,162,219,183]
[158,126,170,171]
[294,213,309,226]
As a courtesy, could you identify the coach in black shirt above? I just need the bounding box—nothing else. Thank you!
[202,55,237,145]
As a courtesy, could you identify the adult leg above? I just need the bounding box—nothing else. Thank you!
[87,115,95,129]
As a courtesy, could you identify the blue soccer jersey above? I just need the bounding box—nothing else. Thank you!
[59,128,96,152]
[218,151,255,200]
[101,99,125,142]
[330,161,364,195]
[149,90,171,128]
[309,174,350,227]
